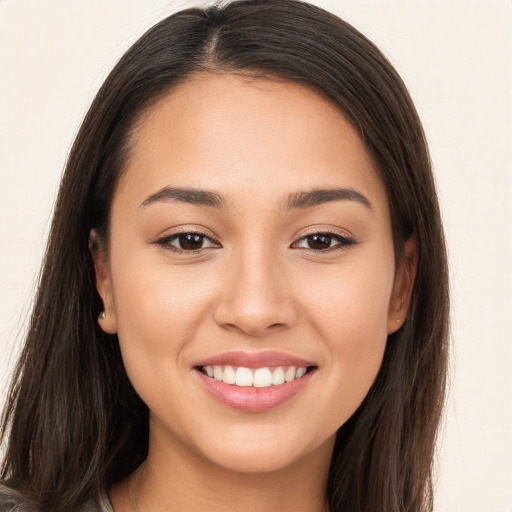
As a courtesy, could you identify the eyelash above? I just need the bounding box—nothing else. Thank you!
[153,229,356,254]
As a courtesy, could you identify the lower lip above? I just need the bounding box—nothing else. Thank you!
[194,368,316,412]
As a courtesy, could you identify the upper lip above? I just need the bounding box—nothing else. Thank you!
[194,350,315,369]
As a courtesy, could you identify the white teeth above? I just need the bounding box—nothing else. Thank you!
[202,365,309,387]
[213,365,223,381]
[235,367,253,387]
[271,367,285,385]
[223,365,236,384]
[284,367,296,383]
[296,367,307,378]
[253,368,273,388]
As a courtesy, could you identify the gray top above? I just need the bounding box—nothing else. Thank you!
[97,489,115,512]
[0,485,114,511]
[75,490,114,512]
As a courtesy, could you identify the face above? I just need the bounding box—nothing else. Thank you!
[93,74,415,474]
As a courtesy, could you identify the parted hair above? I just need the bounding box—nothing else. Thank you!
[0,1,449,511]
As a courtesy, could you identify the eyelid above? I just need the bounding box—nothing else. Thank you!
[291,228,357,251]
[151,228,221,253]
[295,226,353,239]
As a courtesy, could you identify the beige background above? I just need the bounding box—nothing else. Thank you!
[1,1,511,510]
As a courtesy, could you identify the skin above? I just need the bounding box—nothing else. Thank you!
[92,73,417,512]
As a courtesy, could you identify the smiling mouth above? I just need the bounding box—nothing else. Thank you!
[197,365,317,388]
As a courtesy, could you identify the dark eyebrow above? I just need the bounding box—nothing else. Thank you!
[140,186,372,211]
[284,188,373,210]
[140,186,226,209]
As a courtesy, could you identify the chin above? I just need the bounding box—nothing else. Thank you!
[207,446,298,474]
[190,424,336,475]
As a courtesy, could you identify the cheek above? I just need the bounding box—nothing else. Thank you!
[295,258,393,423]
[108,243,218,399]
[118,270,212,339]
[300,256,393,343]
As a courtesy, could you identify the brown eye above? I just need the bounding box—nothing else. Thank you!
[177,233,206,250]
[293,232,356,251]
[155,231,219,252]
[306,234,332,250]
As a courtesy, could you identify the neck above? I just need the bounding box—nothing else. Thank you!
[110,421,333,512]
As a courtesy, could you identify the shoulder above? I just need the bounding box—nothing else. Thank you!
[0,484,112,512]
[76,489,113,512]
[0,485,32,512]
[96,489,114,512]
[0,484,18,512]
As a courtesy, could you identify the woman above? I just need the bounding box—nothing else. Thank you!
[0,0,449,511]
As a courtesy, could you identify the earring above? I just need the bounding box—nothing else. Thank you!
[396,318,401,324]
[98,310,106,321]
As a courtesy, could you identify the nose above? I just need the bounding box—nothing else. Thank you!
[213,247,299,337]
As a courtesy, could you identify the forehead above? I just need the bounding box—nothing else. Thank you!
[115,73,387,215]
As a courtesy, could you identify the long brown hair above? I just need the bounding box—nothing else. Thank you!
[0,1,449,510]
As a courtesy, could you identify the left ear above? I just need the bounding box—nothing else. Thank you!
[89,229,118,335]
[387,235,418,334]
